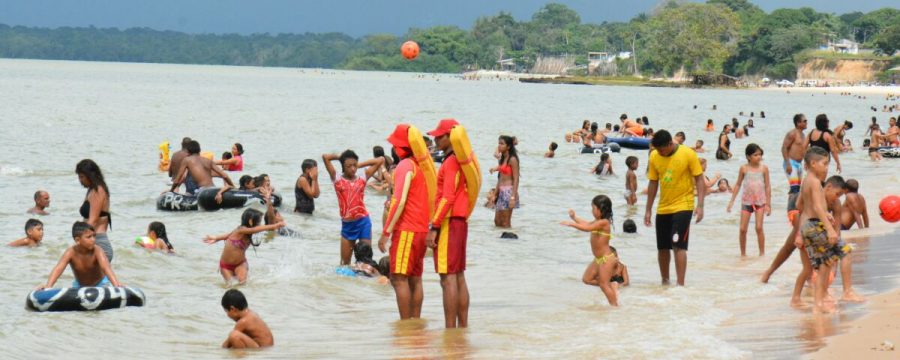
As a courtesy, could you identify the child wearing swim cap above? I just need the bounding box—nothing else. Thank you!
[561,195,618,306]
[204,209,284,285]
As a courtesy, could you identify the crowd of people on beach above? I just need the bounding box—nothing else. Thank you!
[9,93,900,348]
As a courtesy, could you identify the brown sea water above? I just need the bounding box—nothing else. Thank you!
[1,59,898,359]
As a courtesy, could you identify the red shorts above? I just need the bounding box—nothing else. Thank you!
[389,230,427,277]
[434,217,467,274]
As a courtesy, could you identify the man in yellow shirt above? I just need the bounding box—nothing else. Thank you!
[644,130,706,286]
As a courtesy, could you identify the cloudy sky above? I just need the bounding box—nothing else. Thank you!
[0,0,894,37]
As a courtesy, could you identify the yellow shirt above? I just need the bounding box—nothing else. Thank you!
[647,145,703,214]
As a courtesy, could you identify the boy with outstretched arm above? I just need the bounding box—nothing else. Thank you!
[37,221,121,289]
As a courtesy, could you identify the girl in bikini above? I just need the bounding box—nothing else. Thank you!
[561,195,618,306]
[204,208,284,285]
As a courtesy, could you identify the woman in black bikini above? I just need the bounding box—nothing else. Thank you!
[808,114,842,173]
[76,159,114,261]
[716,124,733,160]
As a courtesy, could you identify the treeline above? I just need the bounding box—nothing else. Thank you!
[0,1,897,79]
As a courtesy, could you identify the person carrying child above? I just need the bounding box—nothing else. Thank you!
[727,144,772,257]
[204,208,284,285]
[36,221,122,289]
[561,195,618,306]
[221,289,273,349]
[9,219,44,247]
[322,150,385,265]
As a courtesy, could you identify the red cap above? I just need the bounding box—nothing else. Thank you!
[387,124,411,149]
[427,118,459,137]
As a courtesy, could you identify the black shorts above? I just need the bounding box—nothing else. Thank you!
[656,210,693,250]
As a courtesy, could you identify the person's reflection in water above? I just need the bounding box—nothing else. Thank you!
[440,328,472,359]
[391,319,430,358]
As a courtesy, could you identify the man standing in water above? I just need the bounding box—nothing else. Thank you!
[426,119,471,328]
[169,140,234,202]
[761,114,808,283]
[169,137,192,181]
[379,124,430,320]
[644,130,705,286]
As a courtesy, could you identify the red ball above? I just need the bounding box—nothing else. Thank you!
[879,195,900,223]
[401,41,419,60]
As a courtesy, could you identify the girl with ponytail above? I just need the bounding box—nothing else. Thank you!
[561,195,618,306]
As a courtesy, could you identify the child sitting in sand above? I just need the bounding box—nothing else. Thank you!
[561,195,618,306]
[221,289,273,349]
[609,246,629,291]
[9,218,44,247]
[205,208,284,285]
[624,156,638,205]
[37,222,122,289]
[135,221,175,253]
[545,142,558,158]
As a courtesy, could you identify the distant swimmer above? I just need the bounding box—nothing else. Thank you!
[169,140,234,201]
[705,119,715,132]
[221,289,274,349]
[27,190,50,215]
[560,195,618,306]
[216,143,245,172]
[545,142,558,158]
[8,219,43,247]
[36,222,122,290]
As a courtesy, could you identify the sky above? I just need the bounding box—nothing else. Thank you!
[0,0,895,37]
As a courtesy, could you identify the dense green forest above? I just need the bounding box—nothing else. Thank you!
[0,0,897,79]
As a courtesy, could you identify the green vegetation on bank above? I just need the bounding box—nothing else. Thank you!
[0,1,897,79]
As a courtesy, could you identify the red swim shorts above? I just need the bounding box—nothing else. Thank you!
[389,230,427,277]
[434,217,468,274]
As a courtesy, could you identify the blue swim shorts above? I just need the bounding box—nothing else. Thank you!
[72,276,110,288]
[341,216,372,241]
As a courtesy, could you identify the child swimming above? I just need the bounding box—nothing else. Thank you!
[37,221,122,289]
[561,195,618,306]
[221,289,274,348]
[727,144,772,257]
[204,208,284,285]
[135,221,175,253]
[9,218,43,247]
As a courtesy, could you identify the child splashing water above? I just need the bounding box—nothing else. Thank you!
[727,144,772,257]
[561,195,618,306]
[204,208,284,285]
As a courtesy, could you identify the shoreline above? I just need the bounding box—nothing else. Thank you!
[755,85,899,96]
[806,290,900,359]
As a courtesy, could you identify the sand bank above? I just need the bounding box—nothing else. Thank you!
[807,290,900,359]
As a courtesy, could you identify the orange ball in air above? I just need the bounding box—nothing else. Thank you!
[879,195,900,223]
[401,41,419,60]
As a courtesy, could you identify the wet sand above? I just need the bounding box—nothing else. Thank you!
[807,290,900,359]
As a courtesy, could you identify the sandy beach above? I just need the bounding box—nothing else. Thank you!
[807,290,900,359]
[757,85,900,97]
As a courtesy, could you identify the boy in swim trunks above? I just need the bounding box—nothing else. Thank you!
[221,289,273,349]
[624,156,638,205]
[323,150,385,265]
[36,221,122,289]
[8,218,44,247]
[795,149,863,313]
[379,124,431,320]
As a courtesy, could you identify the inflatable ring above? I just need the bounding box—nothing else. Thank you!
[407,126,438,218]
[449,125,482,218]
[156,191,199,211]
[877,147,900,158]
[27,286,145,312]
[607,137,651,150]
[197,188,282,211]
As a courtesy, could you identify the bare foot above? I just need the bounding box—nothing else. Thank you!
[760,271,772,283]
[813,301,837,314]
[790,297,806,308]
[841,290,866,303]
